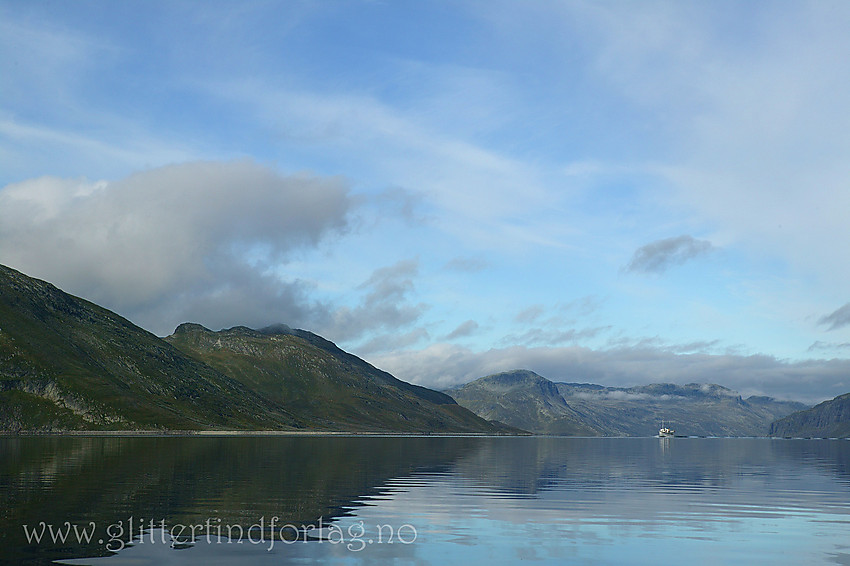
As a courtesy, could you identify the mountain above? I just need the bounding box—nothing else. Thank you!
[0,264,506,434]
[769,392,850,438]
[0,264,296,431]
[164,323,511,433]
[440,370,597,435]
[445,370,809,436]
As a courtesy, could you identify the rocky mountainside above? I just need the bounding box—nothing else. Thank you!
[0,264,507,433]
[446,370,809,436]
[769,392,850,438]
[442,370,597,435]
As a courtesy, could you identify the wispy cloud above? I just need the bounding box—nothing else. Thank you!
[0,118,201,183]
[445,320,480,341]
[505,327,612,348]
[808,340,850,353]
[626,235,714,274]
[818,303,850,331]
[197,79,568,254]
[324,260,428,346]
[444,257,489,273]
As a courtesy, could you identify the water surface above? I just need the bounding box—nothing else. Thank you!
[2,436,849,565]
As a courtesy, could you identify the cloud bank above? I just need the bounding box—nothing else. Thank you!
[0,160,351,335]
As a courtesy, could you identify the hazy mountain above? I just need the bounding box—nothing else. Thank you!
[441,370,597,435]
[446,370,809,436]
[0,264,506,434]
[769,392,850,438]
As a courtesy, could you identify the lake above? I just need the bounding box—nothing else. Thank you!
[1,436,849,565]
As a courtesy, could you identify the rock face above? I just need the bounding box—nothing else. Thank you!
[446,370,809,437]
[0,264,507,433]
[769,393,850,438]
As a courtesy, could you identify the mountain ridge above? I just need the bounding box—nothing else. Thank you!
[164,323,497,432]
[446,369,809,436]
[0,264,297,431]
[0,264,508,434]
[769,392,850,438]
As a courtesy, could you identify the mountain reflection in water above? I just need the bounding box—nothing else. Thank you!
[2,436,849,565]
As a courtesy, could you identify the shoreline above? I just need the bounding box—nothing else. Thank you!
[0,429,531,438]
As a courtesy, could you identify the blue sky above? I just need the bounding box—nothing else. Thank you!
[3,1,850,402]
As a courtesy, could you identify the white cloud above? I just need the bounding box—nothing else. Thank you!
[0,160,352,335]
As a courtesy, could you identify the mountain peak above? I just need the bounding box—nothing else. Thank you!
[258,323,294,336]
[481,369,549,386]
[172,322,211,334]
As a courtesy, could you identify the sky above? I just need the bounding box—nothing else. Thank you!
[2,1,850,403]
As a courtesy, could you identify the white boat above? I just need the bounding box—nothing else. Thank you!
[658,420,675,437]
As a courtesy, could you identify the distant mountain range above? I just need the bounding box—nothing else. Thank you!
[0,264,508,434]
[769,392,850,438]
[445,370,811,437]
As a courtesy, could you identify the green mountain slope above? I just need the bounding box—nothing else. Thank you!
[446,370,808,436]
[769,392,850,438]
[0,265,297,431]
[165,323,509,433]
[0,264,507,433]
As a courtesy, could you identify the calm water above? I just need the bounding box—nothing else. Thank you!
[2,436,849,565]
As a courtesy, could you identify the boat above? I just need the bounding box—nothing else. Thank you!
[658,420,675,438]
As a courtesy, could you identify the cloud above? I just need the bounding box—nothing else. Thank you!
[357,187,427,226]
[444,256,489,273]
[499,326,610,348]
[818,303,850,332]
[0,160,352,335]
[514,305,545,324]
[202,79,570,256]
[574,1,850,288]
[808,340,850,353]
[626,235,714,274]
[445,320,480,341]
[369,343,850,404]
[323,260,428,345]
[356,328,431,357]
[571,390,654,402]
